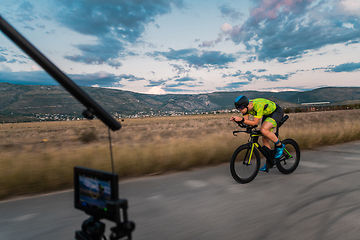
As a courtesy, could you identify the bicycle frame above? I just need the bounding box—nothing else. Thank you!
[247,131,269,164]
[249,131,293,162]
[233,114,291,164]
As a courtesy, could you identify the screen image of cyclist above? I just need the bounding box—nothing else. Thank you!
[78,175,111,210]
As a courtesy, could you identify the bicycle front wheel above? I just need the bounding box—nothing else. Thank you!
[276,138,300,174]
[230,144,260,184]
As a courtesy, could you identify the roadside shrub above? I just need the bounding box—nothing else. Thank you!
[79,128,97,143]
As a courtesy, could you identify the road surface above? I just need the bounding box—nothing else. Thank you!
[1,141,360,240]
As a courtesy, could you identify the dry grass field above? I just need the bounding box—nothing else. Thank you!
[1,109,360,199]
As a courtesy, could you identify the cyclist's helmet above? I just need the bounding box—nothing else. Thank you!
[234,95,249,110]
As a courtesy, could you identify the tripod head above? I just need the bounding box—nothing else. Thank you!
[75,200,135,240]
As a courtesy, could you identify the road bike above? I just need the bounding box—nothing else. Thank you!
[230,115,300,184]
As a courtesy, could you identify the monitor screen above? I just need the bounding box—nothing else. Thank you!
[74,166,118,221]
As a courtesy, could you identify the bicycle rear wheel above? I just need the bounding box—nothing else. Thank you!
[276,138,300,174]
[230,144,261,184]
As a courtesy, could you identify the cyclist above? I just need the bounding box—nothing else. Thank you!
[230,95,285,172]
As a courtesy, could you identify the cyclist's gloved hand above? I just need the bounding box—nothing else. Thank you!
[230,116,243,122]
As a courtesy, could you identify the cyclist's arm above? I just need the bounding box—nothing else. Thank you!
[243,116,261,126]
[230,114,250,122]
[231,114,261,126]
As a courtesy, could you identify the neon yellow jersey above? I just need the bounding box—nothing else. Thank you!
[246,98,277,119]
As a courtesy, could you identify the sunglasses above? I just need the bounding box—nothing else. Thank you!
[237,105,246,110]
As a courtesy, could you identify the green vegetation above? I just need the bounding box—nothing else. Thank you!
[1,109,360,200]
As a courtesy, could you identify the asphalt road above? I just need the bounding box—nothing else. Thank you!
[1,141,360,240]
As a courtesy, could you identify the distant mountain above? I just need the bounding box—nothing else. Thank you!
[0,82,359,122]
[285,87,360,104]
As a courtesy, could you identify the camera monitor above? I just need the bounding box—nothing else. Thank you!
[74,166,119,221]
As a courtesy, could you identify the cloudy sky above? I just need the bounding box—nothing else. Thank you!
[1,0,360,94]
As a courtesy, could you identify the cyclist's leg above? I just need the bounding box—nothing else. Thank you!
[261,106,284,145]
[269,107,285,158]
[261,117,286,159]
[260,120,278,144]
[260,123,276,171]
[262,135,271,149]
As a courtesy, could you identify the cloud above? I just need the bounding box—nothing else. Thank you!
[0,64,12,72]
[221,23,233,33]
[199,34,223,48]
[223,69,293,82]
[16,1,36,22]
[329,62,360,72]
[149,48,237,68]
[199,23,231,48]
[145,75,198,91]
[199,40,216,48]
[118,74,146,82]
[174,76,196,82]
[312,62,360,72]
[24,26,35,30]
[146,79,168,87]
[0,55,7,62]
[262,74,290,81]
[64,36,124,68]
[31,66,39,71]
[0,71,55,85]
[55,0,184,68]
[223,0,360,62]
[341,0,360,16]
[71,71,121,86]
[171,64,190,74]
[147,86,166,94]
[164,76,200,90]
[218,4,244,20]
[218,81,250,90]
[0,70,144,87]
[18,1,34,12]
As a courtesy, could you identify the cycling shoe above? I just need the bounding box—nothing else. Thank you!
[259,164,268,172]
[274,143,285,159]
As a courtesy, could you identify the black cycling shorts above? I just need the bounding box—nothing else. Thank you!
[262,104,284,128]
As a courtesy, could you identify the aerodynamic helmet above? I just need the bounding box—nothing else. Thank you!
[234,95,249,110]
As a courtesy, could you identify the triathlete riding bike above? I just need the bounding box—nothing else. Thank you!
[230,95,285,172]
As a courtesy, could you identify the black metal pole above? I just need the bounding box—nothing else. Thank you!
[0,15,121,131]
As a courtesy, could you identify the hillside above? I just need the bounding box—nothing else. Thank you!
[0,82,359,122]
[287,87,360,104]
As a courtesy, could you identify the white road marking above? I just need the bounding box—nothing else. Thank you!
[11,213,38,222]
[185,180,208,189]
[300,161,327,168]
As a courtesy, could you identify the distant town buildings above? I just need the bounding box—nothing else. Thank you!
[19,101,360,122]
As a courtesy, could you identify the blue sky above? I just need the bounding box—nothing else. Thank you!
[1,0,360,94]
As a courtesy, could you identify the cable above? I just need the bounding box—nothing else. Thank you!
[108,128,115,174]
